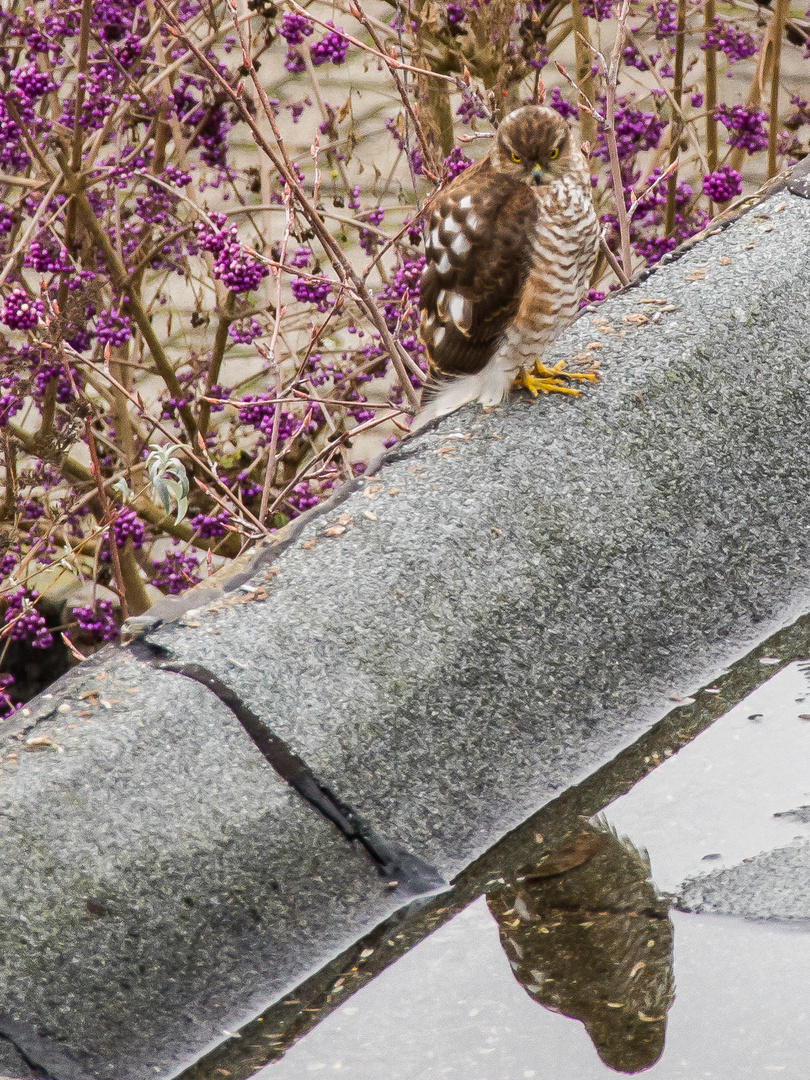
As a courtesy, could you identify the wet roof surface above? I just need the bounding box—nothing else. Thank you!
[262,664,810,1078]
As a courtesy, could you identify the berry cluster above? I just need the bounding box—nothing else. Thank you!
[650,1,678,38]
[95,310,132,347]
[3,589,53,649]
[0,374,23,426]
[580,0,613,21]
[702,166,743,203]
[290,277,333,311]
[190,511,230,538]
[0,673,16,719]
[376,254,426,386]
[226,470,262,500]
[287,480,322,515]
[151,545,202,594]
[113,507,146,549]
[278,12,314,44]
[289,246,312,268]
[228,317,263,344]
[25,239,72,274]
[597,102,666,163]
[310,24,350,65]
[703,19,758,64]
[32,362,80,404]
[214,229,270,294]
[13,62,57,101]
[443,147,474,180]
[238,397,296,443]
[284,47,306,73]
[548,86,579,121]
[2,290,43,330]
[71,600,119,643]
[714,104,769,153]
[358,207,386,255]
[160,396,190,421]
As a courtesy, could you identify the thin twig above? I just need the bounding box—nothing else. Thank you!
[265,408,406,520]
[225,201,396,244]
[580,0,633,279]
[199,291,236,438]
[0,172,48,188]
[0,173,62,289]
[259,184,293,525]
[77,344,268,536]
[621,29,707,173]
[704,0,719,174]
[286,1,456,82]
[55,152,199,443]
[158,0,420,410]
[767,0,789,179]
[570,0,596,152]
[599,235,630,287]
[665,0,687,236]
[628,158,679,219]
[348,0,440,178]
[208,394,399,410]
[301,47,354,194]
[70,0,93,174]
[84,417,130,622]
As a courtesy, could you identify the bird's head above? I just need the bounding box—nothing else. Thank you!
[493,106,575,187]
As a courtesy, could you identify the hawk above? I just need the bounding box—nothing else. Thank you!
[413,105,601,431]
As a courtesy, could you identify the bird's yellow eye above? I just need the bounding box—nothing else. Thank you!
[510,151,522,164]
[550,146,560,160]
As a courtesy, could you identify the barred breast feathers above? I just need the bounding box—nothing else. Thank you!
[413,106,599,431]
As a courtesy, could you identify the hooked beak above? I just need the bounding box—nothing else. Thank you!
[530,163,546,186]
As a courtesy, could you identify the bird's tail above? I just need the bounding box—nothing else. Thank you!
[411,362,514,432]
[410,374,480,432]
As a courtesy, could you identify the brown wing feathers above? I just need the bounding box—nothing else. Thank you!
[418,159,537,398]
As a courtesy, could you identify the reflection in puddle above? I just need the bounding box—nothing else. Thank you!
[488,823,673,1073]
[261,663,810,1078]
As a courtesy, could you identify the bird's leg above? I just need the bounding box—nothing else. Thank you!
[514,359,598,398]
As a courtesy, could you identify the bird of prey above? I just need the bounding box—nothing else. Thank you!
[413,105,601,430]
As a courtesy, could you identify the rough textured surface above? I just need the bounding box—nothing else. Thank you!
[149,190,810,881]
[2,182,810,1080]
[0,1046,36,1080]
[678,837,810,920]
[0,655,402,1080]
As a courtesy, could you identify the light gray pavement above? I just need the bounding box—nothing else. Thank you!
[2,156,810,1080]
[678,836,810,921]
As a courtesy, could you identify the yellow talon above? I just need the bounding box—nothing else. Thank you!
[532,360,598,384]
[514,359,598,398]
[515,371,581,397]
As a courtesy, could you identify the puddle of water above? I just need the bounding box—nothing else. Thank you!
[602,662,810,892]
[260,903,810,1079]
[263,902,807,1080]
[260,664,810,1078]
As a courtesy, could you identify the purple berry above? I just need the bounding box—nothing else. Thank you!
[702,166,743,202]
[2,290,43,330]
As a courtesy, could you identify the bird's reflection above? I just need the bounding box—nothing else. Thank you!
[486,819,674,1073]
